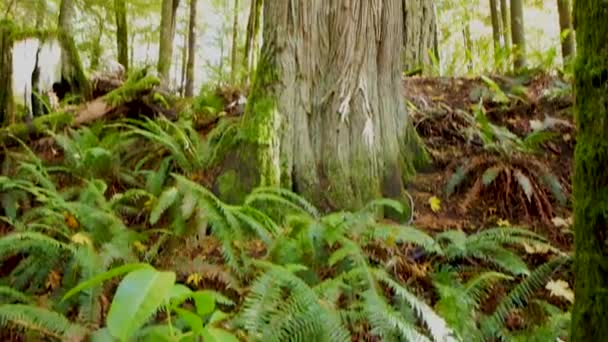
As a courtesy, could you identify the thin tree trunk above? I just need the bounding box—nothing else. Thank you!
[243,0,262,83]
[510,0,526,71]
[557,0,575,64]
[500,0,511,53]
[180,41,187,95]
[489,0,502,67]
[571,1,608,340]
[158,0,180,83]
[114,0,129,72]
[185,0,197,97]
[463,22,473,72]
[233,0,428,210]
[58,0,91,100]
[229,0,239,84]
[402,0,439,75]
[90,15,104,71]
[0,21,14,125]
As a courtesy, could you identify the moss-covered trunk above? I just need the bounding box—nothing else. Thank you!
[58,0,91,100]
[402,0,439,75]
[243,0,262,83]
[158,0,180,83]
[510,0,527,71]
[570,1,608,340]
[185,0,197,97]
[235,0,427,211]
[114,0,129,72]
[0,20,14,126]
[489,0,502,67]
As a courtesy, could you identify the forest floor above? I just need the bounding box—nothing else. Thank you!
[404,73,574,251]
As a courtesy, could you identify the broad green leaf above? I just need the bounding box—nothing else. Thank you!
[205,327,240,342]
[174,308,204,335]
[192,291,215,316]
[169,284,193,309]
[90,328,114,342]
[62,263,152,301]
[107,268,176,341]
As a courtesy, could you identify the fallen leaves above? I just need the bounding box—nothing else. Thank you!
[428,196,442,213]
[545,279,574,303]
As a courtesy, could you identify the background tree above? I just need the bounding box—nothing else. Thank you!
[489,0,502,66]
[500,0,511,54]
[229,0,239,84]
[185,0,197,96]
[556,0,575,65]
[243,0,262,83]
[0,20,14,125]
[158,0,180,83]
[403,0,439,75]
[509,0,526,71]
[235,0,428,210]
[571,1,608,339]
[114,0,129,71]
[58,0,91,99]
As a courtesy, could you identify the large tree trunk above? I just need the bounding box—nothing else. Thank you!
[243,0,262,83]
[489,0,502,67]
[571,1,608,340]
[114,0,129,72]
[402,0,439,75]
[0,20,14,125]
[158,0,180,83]
[35,0,46,27]
[510,0,526,71]
[556,0,575,65]
[185,0,197,97]
[235,0,428,211]
[229,0,240,84]
[58,0,91,100]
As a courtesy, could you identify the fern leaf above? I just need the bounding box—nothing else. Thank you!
[0,287,34,304]
[446,166,468,196]
[482,166,501,186]
[150,187,179,225]
[514,170,533,202]
[0,304,86,340]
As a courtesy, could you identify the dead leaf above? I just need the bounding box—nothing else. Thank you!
[546,279,574,303]
[71,232,92,246]
[45,270,62,290]
[523,242,551,255]
[497,218,511,227]
[186,273,203,287]
[552,216,572,228]
[428,196,442,213]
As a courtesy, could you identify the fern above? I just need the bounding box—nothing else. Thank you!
[0,304,87,340]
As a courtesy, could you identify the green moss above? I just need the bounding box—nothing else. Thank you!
[216,170,249,204]
[104,75,160,107]
[0,20,14,126]
[570,1,608,340]
[0,112,73,143]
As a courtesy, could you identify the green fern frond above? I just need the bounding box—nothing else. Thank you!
[0,287,34,304]
[482,256,571,338]
[446,166,468,196]
[366,224,443,254]
[150,186,179,224]
[375,269,459,342]
[245,187,320,218]
[0,304,87,340]
[0,232,74,260]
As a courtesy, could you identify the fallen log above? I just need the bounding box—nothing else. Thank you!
[0,72,175,146]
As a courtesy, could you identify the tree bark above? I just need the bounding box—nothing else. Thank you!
[0,20,14,125]
[556,0,575,65]
[500,0,511,56]
[35,0,46,27]
[402,0,439,75]
[180,40,187,95]
[185,0,197,97]
[58,0,92,100]
[158,0,180,83]
[114,0,129,72]
[243,0,262,83]
[571,1,608,340]
[236,0,428,210]
[229,0,240,84]
[463,22,473,72]
[489,0,502,67]
[510,0,526,71]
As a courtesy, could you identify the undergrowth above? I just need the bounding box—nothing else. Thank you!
[0,109,573,341]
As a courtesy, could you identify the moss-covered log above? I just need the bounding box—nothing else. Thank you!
[0,20,14,126]
[223,1,428,212]
[570,1,608,340]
